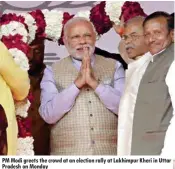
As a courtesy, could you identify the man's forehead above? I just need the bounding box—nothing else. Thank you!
[70,20,90,27]
[30,43,44,49]
[67,21,93,32]
[144,17,167,27]
[124,24,143,34]
[144,20,168,33]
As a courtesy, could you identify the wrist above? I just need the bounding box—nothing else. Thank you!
[74,79,83,89]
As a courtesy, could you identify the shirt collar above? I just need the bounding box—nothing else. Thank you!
[151,48,166,62]
[128,52,152,68]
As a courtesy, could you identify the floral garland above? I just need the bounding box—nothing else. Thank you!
[0,22,28,43]
[0,1,123,155]
[17,13,37,44]
[0,13,34,155]
[42,9,64,42]
[58,1,124,45]
[29,9,46,39]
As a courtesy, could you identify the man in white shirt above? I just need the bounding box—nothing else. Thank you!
[117,16,151,155]
[125,11,174,155]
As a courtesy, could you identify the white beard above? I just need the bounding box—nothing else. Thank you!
[66,44,95,61]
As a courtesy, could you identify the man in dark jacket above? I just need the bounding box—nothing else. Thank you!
[95,47,127,70]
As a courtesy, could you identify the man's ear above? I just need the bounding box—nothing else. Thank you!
[170,29,174,42]
[63,36,67,46]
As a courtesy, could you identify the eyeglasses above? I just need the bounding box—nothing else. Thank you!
[121,34,144,41]
[68,34,93,42]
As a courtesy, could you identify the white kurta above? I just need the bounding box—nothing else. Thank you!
[117,52,152,155]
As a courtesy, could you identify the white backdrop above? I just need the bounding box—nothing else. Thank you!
[0,1,174,65]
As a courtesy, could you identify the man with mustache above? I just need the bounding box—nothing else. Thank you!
[122,11,174,155]
[113,1,147,65]
[117,16,151,155]
[39,17,125,155]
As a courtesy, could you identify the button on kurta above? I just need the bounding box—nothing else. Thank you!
[91,140,95,144]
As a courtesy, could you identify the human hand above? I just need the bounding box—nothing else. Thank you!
[83,48,98,90]
[74,53,86,89]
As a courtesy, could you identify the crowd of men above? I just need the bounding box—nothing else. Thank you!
[0,1,174,156]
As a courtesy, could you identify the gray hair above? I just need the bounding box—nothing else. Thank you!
[63,17,97,39]
[124,16,146,28]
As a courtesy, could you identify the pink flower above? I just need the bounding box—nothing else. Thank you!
[0,13,29,32]
[120,1,147,22]
[17,116,32,138]
[1,34,29,55]
[90,1,112,35]
[29,10,46,40]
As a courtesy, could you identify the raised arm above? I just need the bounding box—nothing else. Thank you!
[0,41,30,101]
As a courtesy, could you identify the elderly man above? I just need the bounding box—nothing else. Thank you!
[39,17,125,155]
[113,1,147,65]
[0,41,30,155]
[117,16,151,155]
[130,11,174,155]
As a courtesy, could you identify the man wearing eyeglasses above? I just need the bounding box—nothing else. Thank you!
[117,16,151,155]
[118,11,174,156]
[39,17,125,155]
